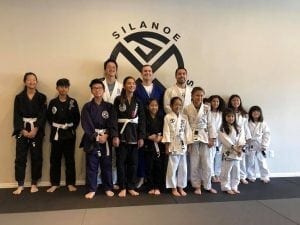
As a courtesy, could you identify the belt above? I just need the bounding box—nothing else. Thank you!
[52,122,74,141]
[118,117,138,134]
[23,117,37,131]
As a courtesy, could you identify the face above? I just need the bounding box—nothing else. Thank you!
[252,110,261,121]
[171,99,183,114]
[192,90,205,107]
[141,66,153,82]
[24,74,37,90]
[56,86,69,96]
[105,62,117,78]
[211,97,220,110]
[230,97,241,109]
[175,69,187,85]
[124,78,136,93]
[225,113,235,125]
[148,100,159,115]
[91,83,104,98]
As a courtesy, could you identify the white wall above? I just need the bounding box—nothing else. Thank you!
[1,0,299,187]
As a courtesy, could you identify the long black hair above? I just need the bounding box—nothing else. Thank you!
[228,94,247,116]
[119,76,136,105]
[209,95,225,112]
[248,105,264,122]
[220,108,239,135]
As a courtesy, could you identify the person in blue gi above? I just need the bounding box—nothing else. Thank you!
[134,64,165,188]
[12,72,47,194]
[46,78,80,193]
[81,79,118,199]
[113,76,146,197]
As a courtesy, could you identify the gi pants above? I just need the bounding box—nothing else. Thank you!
[246,150,270,180]
[166,154,187,188]
[116,143,138,190]
[190,142,213,190]
[144,150,164,190]
[240,153,247,180]
[50,139,76,186]
[220,159,240,191]
[15,135,43,186]
[211,146,222,177]
[86,146,112,192]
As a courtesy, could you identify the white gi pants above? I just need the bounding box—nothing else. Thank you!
[240,153,247,180]
[246,151,270,180]
[220,159,240,191]
[210,145,222,177]
[190,142,212,190]
[166,154,187,188]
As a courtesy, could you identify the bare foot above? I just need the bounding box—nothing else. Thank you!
[128,189,139,196]
[172,189,181,197]
[105,190,114,197]
[154,189,161,195]
[13,186,24,195]
[232,189,240,194]
[148,189,155,195]
[47,186,59,193]
[206,188,218,194]
[240,179,248,184]
[178,188,187,196]
[118,189,126,197]
[113,184,120,190]
[85,192,95,199]
[226,190,235,195]
[67,185,77,192]
[30,185,39,193]
[194,188,202,195]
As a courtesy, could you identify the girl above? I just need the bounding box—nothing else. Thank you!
[12,72,47,194]
[183,87,217,195]
[247,106,271,183]
[162,97,193,196]
[113,76,146,197]
[228,94,251,184]
[144,98,165,195]
[219,108,246,194]
[209,95,225,183]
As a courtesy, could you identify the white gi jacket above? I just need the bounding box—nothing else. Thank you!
[162,112,193,155]
[210,111,222,147]
[102,79,123,104]
[219,126,246,160]
[235,113,252,140]
[163,84,192,114]
[183,103,216,144]
[248,121,271,150]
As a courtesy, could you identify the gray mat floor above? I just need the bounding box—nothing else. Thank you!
[1,198,299,225]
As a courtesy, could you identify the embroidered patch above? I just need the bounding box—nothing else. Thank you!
[170,118,175,123]
[52,106,57,114]
[69,99,75,110]
[119,104,126,112]
[102,110,109,119]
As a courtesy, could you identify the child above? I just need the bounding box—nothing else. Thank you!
[12,72,47,194]
[183,87,217,195]
[228,94,251,184]
[47,78,80,192]
[113,76,146,197]
[219,108,246,194]
[162,97,193,196]
[247,106,271,183]
[81,79,118,199]
[144,98,165,195]
[209,95,225,183]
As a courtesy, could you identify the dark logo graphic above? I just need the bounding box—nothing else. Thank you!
[110,31,184,73]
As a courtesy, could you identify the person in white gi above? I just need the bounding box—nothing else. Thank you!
[100,59,122,189]
[184,87,217,195]
[163,67,192,114]
[162,97,193,196]
[228,94,251,184]
[219,108,246,195]
[246,105,271,183]
[209,95,225,183]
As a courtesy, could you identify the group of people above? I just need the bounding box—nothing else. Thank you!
[12,59,271,199]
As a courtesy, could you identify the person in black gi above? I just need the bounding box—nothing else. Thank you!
[81,79,118,199]
[46,78,80,192]
[12,72,47,194]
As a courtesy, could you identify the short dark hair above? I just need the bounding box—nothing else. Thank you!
[89,78,105,90]
[248,105,264,122]
[141,64,152,73]
[170,96,182,106]
[191,86,205,95]
[56,78,70,87]
[104,58,118,70]
[175,67,187,76]
[23,72,37,82]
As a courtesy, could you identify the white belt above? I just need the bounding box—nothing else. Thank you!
[23,117,37,132]
[118,117,138,134]
[95,129,109,156]
[52,122,74,141]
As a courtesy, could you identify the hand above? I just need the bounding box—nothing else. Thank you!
[21,129,29,138]
[148,134,157,141]
[113,137,120,147]
[97,133,108,144]
[138,139,144,148]
[27,127,38,139]
[208,138,215,148]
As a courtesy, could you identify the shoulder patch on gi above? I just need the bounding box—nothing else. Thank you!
[102,110,109,119]
[170,118,175,123]
[52,106,57,114]
[69,99,75,110]
[119,104,126,112]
